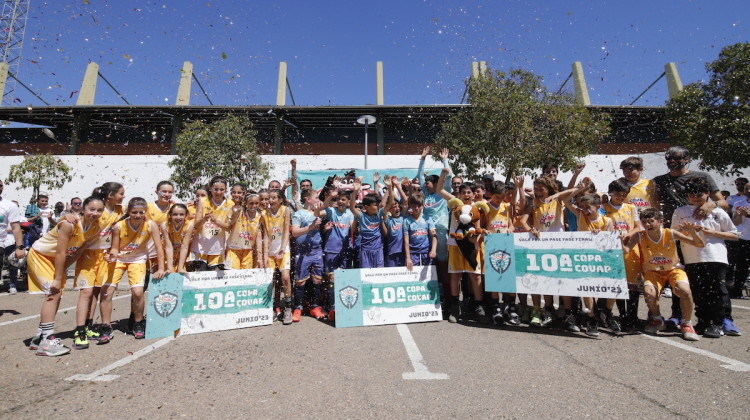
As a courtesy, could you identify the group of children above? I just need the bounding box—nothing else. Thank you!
[21,148,745,356]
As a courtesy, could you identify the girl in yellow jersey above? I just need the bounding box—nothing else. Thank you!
[226,192,266,269]
[105,198,166,339]
[563,189,614,336]
[521,175,580,327]
[190,177,234,271]
[73,182,124,344]
[28,195,105,356]
[161,204,196,273]
[603,178,644,331]
[187,186,208,222]
[265,189,292,313]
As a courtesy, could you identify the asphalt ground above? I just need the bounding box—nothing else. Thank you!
[1,285,750,419]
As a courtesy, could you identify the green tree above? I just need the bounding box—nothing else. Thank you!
[665,42,750,175]
[435,68,610,178]
[169,115,269,200]
[6,154,73,204]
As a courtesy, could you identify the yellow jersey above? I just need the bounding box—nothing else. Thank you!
[532,198,564,232]
[93,204,123,249]
[228,210,262,250]
[31,220,101,258]
[264,205,288,255]
[167,220,191,254]
[639,228,680,272]
[626,178,654,212]
[192,196,234,256]
[115,219,153,263]
[576,213,611,232]
[486,201,512,233]
[147,201,171,225]
[602,202,638,234]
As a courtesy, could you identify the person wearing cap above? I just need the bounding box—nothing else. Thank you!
[0,181,26,294]
[482,173,494,200]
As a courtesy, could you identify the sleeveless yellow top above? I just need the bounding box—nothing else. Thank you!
[639,228,680,271]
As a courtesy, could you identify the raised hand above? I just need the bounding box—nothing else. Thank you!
[420,146,431,159]
[439,148,450,160]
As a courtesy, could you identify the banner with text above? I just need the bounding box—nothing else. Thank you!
[334,265,442,328]
[484,232,628,299]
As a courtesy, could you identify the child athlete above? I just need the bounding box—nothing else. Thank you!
[291,189,326,321]
[28,195,105,356]
[264,189,293,322]
[317,188,354,319]
[106,198,166,339]
[225,192,265,270]
[190,177,234,271]
[161,204,196,273]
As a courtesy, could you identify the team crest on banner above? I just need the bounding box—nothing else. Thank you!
[490,249,512,274]
[339,285,359,309]
[154,292,179,318]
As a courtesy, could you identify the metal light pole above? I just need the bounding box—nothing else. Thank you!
[356,115,376,169]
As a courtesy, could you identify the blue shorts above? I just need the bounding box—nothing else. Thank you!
[324,252,350,274]
[295,252,323,282]
[410,253,433,267]
[385,252,405,267]
[359,248,384,269]
[435,226,448,262]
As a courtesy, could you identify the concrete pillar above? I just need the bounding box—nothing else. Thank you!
[276,62,287,106]
[0,63,8,104]
[76,62,99,105]
[479,61,487,76]
[471,61,479,78]
[571,61,591,106]
[665,62,684,99]
[376,61,384,105]
[175,61,193,105]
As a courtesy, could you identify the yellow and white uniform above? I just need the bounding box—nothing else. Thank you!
[603,202,642,285]
[108,219,154,288]
[626,178,655,214]
[166,221,191,271]
[28,220,101,294]
[264,205,290,271]
[146,201,171,262]
[532,198,565,232]
[639,228,688,293]
[486,201,512,233]
[225,210,262,269]
[190,197,234,267]
[75,204,123,289]
[576,213,611,232]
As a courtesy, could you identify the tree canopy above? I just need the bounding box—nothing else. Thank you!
[168,115,269,200]
[665,42,750,175]
[434,67,610,178]
[6,154,73,204]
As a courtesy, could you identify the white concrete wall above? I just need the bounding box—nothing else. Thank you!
[1,153,748,210]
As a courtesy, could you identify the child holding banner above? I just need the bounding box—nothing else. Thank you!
[350,181,385,269]
[623,208,702,341]
[291,189,326,322]
[317,188,354,320]
[162,203,196,273]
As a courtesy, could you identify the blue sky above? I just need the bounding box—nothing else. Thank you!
[7,0,748,107]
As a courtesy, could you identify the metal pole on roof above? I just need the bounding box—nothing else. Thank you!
[357,115,376,169]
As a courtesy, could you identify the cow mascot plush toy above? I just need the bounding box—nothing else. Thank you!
[447,198,489,271]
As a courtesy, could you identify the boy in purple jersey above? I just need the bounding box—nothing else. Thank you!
[404,194,437,271]
[350,180,385,268]
[382,176,405,267]
[291,189,327,321]
[316,189,354,320]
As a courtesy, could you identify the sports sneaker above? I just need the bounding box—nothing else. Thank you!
[292,309,302,322]
[86,325,102,342]
[73,328,89,350]
[309,306,327,320]
[132,320,146,339]
[606,314,622,333]
[645,316,666,335]
[704,324,722,339]
[661,287,672,298]
[282,308,293,325]
[506,309,520,326]
[327,309,335,322]
[541,307,554,326]
[9,287,17,295]
[664,317,680,331]
[29,335,42,350]
[275,307,282,322]
[693,321,707,335]
[529,309,543,327]
[680,323,700,341]
[448,304,459,323]
[585,319,600,337]
[98,324,114,344]
[491,305,504,326]
[475,304,488,324]
[520,306,532,324]
[722,318,742,336]
[565,313,580,332]
[36,336,70,357]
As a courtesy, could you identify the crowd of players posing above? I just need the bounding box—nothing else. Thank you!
[10,146,750,356]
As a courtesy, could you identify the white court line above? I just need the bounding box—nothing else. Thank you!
[732,305,750,311]
[0,294,131,327]
[66,336,174,382]
[396,324,449,380]
[640,333,750,372]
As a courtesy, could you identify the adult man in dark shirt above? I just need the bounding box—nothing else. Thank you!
[653,146,730,330]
